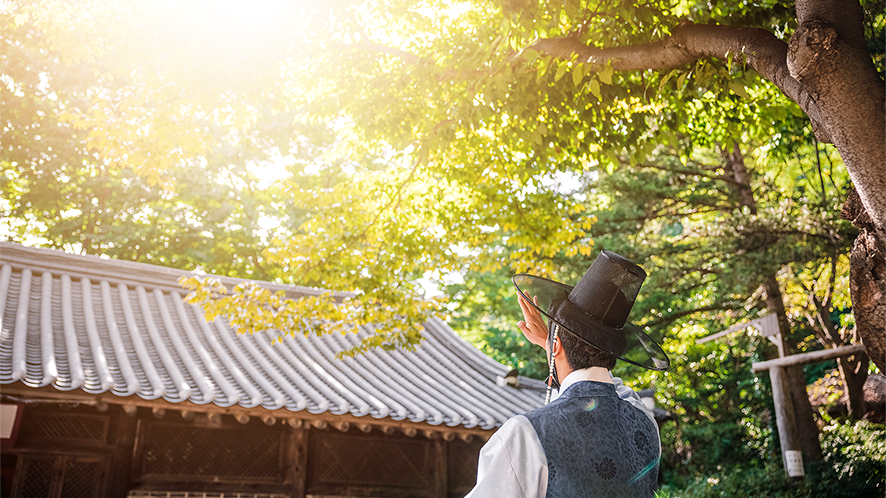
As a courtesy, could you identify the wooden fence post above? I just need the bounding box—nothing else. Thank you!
[768,366,804,479]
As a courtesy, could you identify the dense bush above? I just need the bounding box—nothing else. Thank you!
[656,418,885,498]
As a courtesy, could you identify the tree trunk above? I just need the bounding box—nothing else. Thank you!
[722,145,823,460]
[837,352,869,418]
[790,0,886,232]
[765,275,823,462]
[805,272,871,417]
[723,143,757,213]
[726,141,822,459]
[850,230,886,373]
[790,0,886,374]
[842,189,886,374]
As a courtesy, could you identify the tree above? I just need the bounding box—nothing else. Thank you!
[0,4,304,278]
[447,130,862,458]
[512,0,885,372]
[4,0,882,365]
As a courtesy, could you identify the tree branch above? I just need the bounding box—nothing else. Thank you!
[632,161,739,185]
[526,23,832,143]
[643,304,727,329]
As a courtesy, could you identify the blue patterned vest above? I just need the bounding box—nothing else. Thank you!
[524,381,660,498]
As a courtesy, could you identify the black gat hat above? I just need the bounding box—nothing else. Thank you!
[513,250,669,371]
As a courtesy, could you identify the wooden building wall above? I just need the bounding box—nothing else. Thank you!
[2,401,484,498]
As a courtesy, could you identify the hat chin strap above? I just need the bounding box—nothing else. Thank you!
[545,324,562,405]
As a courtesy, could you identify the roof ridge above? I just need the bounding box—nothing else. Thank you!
[0,241,344,298]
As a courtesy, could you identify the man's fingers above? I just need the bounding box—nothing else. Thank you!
[517,294,528,310]
[517,293,548,342]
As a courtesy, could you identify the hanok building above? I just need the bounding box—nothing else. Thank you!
[0,242,545,498]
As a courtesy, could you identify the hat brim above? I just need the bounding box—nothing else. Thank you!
[513,274,670,371]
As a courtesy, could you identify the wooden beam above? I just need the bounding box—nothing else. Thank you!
[306,484,425,498]
[697,314,778,344]
[697,321,752,344]
[1,385,494,440]
[752,344,865,372]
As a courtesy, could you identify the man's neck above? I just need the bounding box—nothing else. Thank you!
[555,367,612,397]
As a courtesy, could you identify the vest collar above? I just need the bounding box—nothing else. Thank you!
[550,368,614,401]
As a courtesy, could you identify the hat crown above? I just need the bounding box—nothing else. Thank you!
[567,250,646,329]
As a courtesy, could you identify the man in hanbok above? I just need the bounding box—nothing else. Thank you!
[466,250,670,498]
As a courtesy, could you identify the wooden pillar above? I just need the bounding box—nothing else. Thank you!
[769,366,804,479]
[106,406,138,498]
[286,426,308,498]
[431,438,447,498]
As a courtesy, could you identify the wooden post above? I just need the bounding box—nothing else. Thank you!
[106,407,138,498]
[752,343,866,479]
[431,438,447,498]
[287,426,308,498]
[769,366,804,479]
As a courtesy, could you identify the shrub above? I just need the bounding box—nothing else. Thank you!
[657,418,885,498]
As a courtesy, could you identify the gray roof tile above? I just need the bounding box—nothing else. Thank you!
[0,242,544,429]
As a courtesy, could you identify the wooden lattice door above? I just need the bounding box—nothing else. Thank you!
[10,455,105,498]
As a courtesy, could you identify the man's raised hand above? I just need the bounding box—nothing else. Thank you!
[517,293,548,348]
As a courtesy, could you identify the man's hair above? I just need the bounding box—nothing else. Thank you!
[558,327,617,370]
[548,297,618,370]
[548,296,616,370]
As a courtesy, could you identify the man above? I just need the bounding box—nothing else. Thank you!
[465,250,669,498]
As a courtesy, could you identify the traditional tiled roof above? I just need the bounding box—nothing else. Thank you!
[0,242,544,430]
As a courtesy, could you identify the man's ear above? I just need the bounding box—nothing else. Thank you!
[551,336,562,357]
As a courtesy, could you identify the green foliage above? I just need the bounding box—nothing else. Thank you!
[4,0,881,356]
[2,0,852,354]
[444,267,549,379]
[818,418,886,488]
[648,329,777,481]
[444,133,859,489]
[656,418,886,497]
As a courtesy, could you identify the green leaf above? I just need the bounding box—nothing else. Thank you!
[572,66,583,87]
[677,71,689,90]
[554,63,568,83]
[599,64,614,85]
[658,70,676,93]
[729,81,751,100]
[587,78,602,99]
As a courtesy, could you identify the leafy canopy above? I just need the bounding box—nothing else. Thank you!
[4,0,873,353]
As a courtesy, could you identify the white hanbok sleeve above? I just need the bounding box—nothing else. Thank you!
[464,415,548,498]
